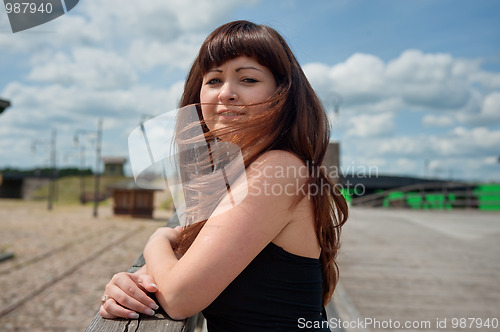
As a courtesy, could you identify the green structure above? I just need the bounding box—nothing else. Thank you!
[475,184,500,211]
[380,183,500,211]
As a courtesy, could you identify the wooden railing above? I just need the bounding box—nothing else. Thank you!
[85,252,203,332]
[85,213,204,332]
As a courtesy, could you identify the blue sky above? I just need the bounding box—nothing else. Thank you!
[0,0,499,182]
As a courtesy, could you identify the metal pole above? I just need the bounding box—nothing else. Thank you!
[80,145,86,204]
[93,119,103,218]
[48,128,57,211]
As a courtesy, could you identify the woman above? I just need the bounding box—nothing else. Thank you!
[100,20,348,331]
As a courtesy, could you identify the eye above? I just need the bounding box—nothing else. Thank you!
[242,78,259,84]
[205,78,222,85]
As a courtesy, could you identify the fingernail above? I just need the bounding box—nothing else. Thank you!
[151,283,158,290]
[128,312,140,319]
[150,303,159,310]
[144,308,155,316]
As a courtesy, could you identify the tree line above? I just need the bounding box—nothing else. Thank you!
[0,167,93,178]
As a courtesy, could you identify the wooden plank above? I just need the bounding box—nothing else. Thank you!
[84,255,198,332]
[85,314,132,332]
[85,310,196,332]
[85,213,199,332]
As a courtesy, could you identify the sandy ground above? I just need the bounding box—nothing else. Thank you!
[0,199,171,332]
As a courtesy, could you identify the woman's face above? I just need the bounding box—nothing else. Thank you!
[200,56,277,133]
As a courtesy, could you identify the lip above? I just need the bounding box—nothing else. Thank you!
[216,108,245,115]
[216,109,246,121]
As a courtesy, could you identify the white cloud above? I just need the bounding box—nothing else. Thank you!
[469,65,500,90]
[0,79,185,171]
[330,53,386,101]
[305,53,386,105]
[0,0,258,58]
[27,47,138,89]
[455,91,500,126]
[127,36,203,72]
[484,156,500,166]
[0,10,102,54]
[481,92,500,121]
[375,136,425,156]
[450,126,500,152]
[346,112,395,138]
[341,124,500,180]
[304,49,500,127]
[386,50,471,110]
[0,0,264,170]
[1,0,498,184]
[2,79,184,123]
[422,114,455,127]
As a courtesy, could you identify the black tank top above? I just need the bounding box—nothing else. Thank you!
[202,242,330,331]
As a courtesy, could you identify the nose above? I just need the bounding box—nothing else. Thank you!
[218,82,238,103]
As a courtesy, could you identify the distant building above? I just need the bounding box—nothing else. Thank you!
[108,180,158,218]
[0,173,50,199]
[323,142,340,183]
[0,173,23,198]
[342,174,448,197]
[102,157,127,176]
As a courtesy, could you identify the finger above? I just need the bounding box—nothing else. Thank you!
[108,285,158,317]
[137,274,159,293]
[105,284,157,317]
[110,272,155,300]
[99,302,118,319]
[108,274,159,314]
[100,298,140,320]
[129,272,159,295]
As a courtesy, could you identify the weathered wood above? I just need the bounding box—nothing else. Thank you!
[85,310,197,332]
[85,213,200,332]
[85,250,199,332]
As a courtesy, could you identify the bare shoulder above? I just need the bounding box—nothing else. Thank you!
[253,150,305,167]
[247,150,308,182]
[250,152,318,258]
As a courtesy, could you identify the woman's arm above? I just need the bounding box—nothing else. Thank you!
[143,151,307,320]
[100,227,182,319]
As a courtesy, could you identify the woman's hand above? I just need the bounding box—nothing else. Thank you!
[144,226,183,259]
[100,226,182,320]
[147,226,182,248]
[100,269,160,319]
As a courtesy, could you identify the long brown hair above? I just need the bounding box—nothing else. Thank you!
[175,20,348,305]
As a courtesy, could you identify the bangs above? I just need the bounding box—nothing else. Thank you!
[198,21,287,79]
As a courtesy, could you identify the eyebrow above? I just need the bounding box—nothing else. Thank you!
[207,66,264,73]
[236,66,263,73]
